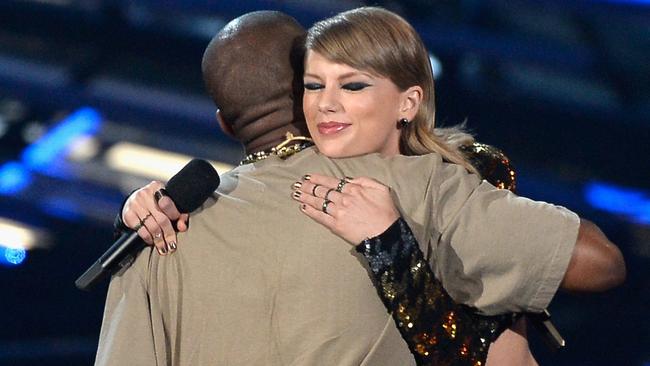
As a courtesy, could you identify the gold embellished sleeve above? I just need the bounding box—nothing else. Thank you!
[459,143,516,192]
[357,218,519,366]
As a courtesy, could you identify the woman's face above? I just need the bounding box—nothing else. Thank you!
[302,51,413,158]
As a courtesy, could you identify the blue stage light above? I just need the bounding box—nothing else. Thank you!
[0,161,32,196]
[40,197,82,221]
[0,246,27,266]
[601,0,650,4]
[21,107,102,171]
[584,182,650,225]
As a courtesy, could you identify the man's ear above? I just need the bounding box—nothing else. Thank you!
[216,109,235,139]
[400,86,423,121]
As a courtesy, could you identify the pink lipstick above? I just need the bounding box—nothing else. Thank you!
[317,122,351,135]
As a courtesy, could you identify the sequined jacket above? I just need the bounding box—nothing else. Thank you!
[355,143,518,366]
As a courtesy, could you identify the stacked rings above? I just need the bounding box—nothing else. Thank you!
[336,179,347,193]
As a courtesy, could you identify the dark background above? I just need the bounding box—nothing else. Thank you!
[0,1,648,365]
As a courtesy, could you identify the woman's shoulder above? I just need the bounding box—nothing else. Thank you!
[460,142,517,193]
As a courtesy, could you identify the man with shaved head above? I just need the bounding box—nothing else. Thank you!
[94,10,622,366]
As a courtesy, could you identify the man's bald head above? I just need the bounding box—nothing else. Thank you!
[202,11,307,152]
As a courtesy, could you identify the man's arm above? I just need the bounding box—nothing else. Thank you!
[561,218,626,292]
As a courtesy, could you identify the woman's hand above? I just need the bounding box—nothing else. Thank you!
[122,181,189,255]
[291,173,400,244]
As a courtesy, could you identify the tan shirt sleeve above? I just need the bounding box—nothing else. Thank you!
[95,248,164,366]
[432,162,580,315]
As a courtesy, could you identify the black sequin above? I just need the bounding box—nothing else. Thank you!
[357,219,518,366]
[355,143,520,365]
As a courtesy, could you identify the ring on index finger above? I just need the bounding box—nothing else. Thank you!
[154,188,169,205]
[336,179,347,193]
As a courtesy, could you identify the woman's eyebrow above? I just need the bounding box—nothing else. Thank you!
[338,71,374,80]
[303,71,374,80]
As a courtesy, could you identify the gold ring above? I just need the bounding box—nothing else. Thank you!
[134,212,152,231]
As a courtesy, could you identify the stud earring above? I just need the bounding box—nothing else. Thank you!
[398,118,410,128]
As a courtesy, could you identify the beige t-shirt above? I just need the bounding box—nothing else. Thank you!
[95,147,578,366]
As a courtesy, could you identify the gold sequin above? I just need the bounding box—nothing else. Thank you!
[460,143,517,193]
[357,144,520,365]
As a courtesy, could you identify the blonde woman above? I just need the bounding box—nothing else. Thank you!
[291,7,625,365]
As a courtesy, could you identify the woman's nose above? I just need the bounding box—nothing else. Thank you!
[317,87,341,113]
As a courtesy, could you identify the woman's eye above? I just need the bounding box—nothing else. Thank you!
[304,83,323,90]
[342,82,370,91]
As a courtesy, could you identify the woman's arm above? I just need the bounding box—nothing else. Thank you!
[356,217,517,365]
[293,173,626,294]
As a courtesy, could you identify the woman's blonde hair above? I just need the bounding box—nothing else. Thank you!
[305,7,477,174]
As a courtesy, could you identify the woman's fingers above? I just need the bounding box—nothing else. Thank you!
[292,174,400,244]
[301,173,344,189]
[146,208,176,255]
[176,213,190,232]
[122,181,180,255]
[299,202,336,230]
[123,209,154,245]
[296,180,344,203]
[292,188,339,216]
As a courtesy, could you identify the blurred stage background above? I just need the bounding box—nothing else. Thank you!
[0,0,648,365]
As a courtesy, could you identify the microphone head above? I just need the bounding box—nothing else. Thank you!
[165,159,220,213]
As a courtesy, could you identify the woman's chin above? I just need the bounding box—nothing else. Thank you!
[317,145,352,159]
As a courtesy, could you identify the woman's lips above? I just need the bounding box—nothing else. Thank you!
[317,122,351,135]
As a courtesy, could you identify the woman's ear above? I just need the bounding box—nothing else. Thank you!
[400,86,423,121]
[216,109,235,139]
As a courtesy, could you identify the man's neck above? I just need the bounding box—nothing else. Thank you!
[240,131,313,165]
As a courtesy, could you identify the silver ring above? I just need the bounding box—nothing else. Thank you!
[336,179,347,193]
[155,232,162,239]
[324,188,335,201]
[322,199,332,214]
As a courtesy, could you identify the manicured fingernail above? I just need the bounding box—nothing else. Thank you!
[302,174,311,181]
[300,204,307,210]
[169,242,177,250]
[292,181,302,189]
[292,191,302,199]
[157,246,167,255]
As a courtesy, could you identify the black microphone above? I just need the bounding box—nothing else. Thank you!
[75,159,220,291]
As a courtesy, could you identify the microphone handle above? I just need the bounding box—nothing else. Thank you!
[75,232,145,291]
